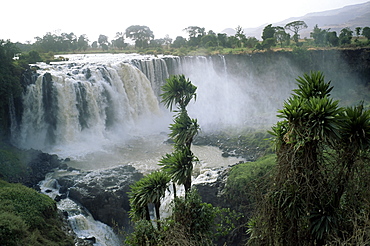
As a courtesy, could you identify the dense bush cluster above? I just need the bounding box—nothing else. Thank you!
[0,180,74,245]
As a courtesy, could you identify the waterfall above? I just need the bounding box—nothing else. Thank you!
[16,58,163,158]
[132,58,170,98]
[14,53,288,158]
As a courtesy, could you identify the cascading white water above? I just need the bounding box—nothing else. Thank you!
[39,173,121,246]
[16,57,164,159]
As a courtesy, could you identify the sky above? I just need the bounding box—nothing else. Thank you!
[1,0,369,43]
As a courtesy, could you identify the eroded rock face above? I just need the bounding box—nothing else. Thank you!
[57,165,143,230]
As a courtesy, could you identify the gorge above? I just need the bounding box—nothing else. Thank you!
[11,49,370,245]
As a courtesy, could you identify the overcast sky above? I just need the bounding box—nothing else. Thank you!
[1,0,369,43]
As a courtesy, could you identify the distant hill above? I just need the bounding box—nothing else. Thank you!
[222,1,370,39]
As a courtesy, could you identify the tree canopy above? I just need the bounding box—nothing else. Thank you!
[125,25,154,49]
[285,20,308,44]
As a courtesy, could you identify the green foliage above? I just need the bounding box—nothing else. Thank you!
[171,189,216,239]
[339,103,370,151]
[226,155,276,213]
[129,171,171,222]
[126,189,229,246]
[125,25,154,49]
[249,71,370,246]
[160,75,199,194]
[285,21,308,44]
[159,148,196,190]
[160,74,197,111]
[125,219,159,246]
[0,149,26,180]
[0,180,56,229]
[0,180,74,245]
[310,25,330,46]
[0,211,29,245]
[0,40,23,137]
[277,71,341,148]
[169,111,200,147]
[363,26,370,40]
[339,27,353,45]
[327,31,339,46]
[228,155,276,189]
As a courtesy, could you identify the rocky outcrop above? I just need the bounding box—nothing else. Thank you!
[5,149,62,188]
[57,165,143,230]
[195,168,230,207]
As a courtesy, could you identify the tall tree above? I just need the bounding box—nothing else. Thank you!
[234,25,247,48]
[339,27,353,45]
[355,27,362,37]
[285,20,308,44]
[327,31,339,46]
[159,75,199,195]
[125,25,154,49]
[310,24,328,46]
[184,26,205,47]
[172,36,187,48]
[77,34,89,51]
[98,34,109,50]
[362,26,370,40]
[275,26,290,47]
[0,40,22,137]
[163,34,172,49]
[183,26,205,38]
[261,24,276,50]
[112,32,126,50]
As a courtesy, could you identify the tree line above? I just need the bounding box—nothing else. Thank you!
[14,22,370,55]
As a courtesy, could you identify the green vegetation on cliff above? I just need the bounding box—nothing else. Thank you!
[0,180,74,246]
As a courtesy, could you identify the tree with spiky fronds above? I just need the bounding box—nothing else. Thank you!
[160,74,197,112]
[128,171,171,229]
[159,75,200,195]
[248,71,370,246]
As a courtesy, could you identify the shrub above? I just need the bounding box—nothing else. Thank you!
[0,211,28,245]
[0,180,74,245]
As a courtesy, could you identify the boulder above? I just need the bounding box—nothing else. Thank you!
[57,165,143,230]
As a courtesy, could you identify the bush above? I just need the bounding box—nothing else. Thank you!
[0,180,56,229]
[0,149,26,181]
[0,180,74,245]
[0,212,28,245]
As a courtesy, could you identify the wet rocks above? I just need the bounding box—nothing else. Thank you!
[57,165,143,230]
[195,168,230,208]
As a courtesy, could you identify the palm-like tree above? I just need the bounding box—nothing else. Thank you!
[334,103,370,207]
[160,75,199,196]
[169,110,200,149]
[160,74,197,111]
[261,71,343,245]
[159,147,198,194]
[129,171,171,228]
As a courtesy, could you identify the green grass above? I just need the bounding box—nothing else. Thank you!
[228,154,276,188]
[225,154,276,213]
